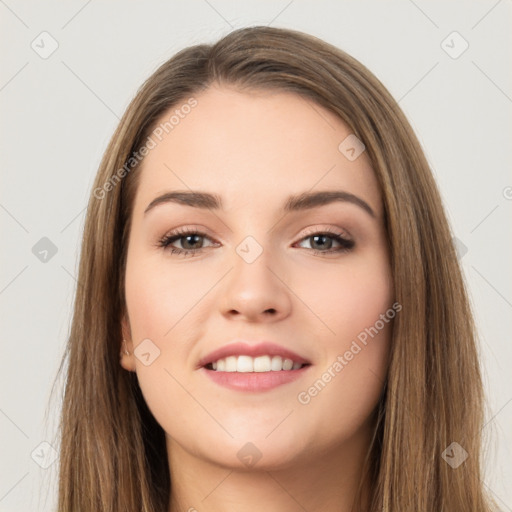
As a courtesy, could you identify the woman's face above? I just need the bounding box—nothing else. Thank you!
[121,84,394,470]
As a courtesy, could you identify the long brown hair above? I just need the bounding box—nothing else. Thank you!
[50,26,501,511]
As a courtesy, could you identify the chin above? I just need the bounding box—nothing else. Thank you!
[198,432,308,472]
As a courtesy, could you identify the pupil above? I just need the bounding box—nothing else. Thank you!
[183,234,201,250]
[312,234,331,250]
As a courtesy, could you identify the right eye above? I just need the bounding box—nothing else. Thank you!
[157,228,218,257]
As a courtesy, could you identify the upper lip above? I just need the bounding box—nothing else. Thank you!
[197,341,312,369]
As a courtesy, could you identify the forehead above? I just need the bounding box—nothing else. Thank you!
[132,85,382,218]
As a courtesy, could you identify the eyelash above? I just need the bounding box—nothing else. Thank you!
[156,226,355,258]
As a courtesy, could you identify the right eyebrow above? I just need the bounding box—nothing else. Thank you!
[144,191,222,215]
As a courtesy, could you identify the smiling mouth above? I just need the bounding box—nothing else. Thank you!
[204,354,311,372]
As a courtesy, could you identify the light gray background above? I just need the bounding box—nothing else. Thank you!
[1,1,511,511]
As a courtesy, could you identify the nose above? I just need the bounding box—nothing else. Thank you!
[218,247,292,323]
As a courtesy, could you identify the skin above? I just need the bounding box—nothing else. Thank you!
[120,84,394,512]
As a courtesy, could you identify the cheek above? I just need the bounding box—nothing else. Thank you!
[296,318,392,441]
[301,250,394,347]
[123,246,209,429]
[292,251,393,429]
[340,267,393,339]
[124,260,165,340]
[124,246,205,341]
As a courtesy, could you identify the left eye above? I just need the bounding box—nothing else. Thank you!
[157,228,354,257]
[295,232,354,253]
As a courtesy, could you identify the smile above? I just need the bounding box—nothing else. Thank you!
[202,361,312,392]
[207,355,307,372]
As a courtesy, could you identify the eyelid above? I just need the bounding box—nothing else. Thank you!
[298,224,353,241]
[156,225,219,247]
[161,224,218,240]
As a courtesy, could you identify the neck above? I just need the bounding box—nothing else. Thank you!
[167,423,373,512]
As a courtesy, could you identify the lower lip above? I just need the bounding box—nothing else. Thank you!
[200,365,312,392]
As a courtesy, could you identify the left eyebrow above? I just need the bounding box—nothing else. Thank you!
[144,190,376,218]
[283,190,375,218]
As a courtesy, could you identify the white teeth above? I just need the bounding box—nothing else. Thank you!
[282,358,293,370]
[209,354,305,372]
[254,355,271,372]
[237,355,253,373]
[270,355,283,371]
[225,356,237,372]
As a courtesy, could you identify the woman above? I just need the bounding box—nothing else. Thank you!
[54,26,500,511]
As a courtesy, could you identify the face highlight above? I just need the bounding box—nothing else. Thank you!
[120,84,394,472]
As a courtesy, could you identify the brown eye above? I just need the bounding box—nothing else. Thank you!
[158,229,216,257]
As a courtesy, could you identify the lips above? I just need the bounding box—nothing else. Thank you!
[197,340,312,369]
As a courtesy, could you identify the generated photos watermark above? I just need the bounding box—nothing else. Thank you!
[93,97,198,200]
[297,301,402,405]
